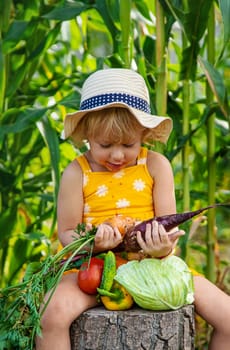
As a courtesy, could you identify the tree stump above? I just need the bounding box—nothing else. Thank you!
[70,305,195,350]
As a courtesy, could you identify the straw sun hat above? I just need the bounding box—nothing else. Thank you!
[64,68,172,143]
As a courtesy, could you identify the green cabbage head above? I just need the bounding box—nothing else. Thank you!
[114,255,194,310]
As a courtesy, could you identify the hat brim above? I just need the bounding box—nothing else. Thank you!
[64,102,173,144]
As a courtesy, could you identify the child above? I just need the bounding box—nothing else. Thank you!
[36,68,230,350]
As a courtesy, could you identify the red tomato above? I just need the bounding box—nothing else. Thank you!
[78,257,104,295]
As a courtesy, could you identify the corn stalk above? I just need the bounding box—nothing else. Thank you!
[206,4,216,282]
[0,0,11,113]
[155,0,167,153]
[120,0,132,68]
[180,0,191,214]
[180,17,191,259]
[155,0,167,116]
[181,78,190,213]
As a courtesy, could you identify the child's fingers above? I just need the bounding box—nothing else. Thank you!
[113,227,122,242]
[158,224,170,243]
[168,229,185,242]
[136,230,147,249]
[85,223,93,232]
[95,224,111,241]
[95,224,122,250]
[145,222,160,245]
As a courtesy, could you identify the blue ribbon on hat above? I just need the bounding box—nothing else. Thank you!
[80,93,151,114]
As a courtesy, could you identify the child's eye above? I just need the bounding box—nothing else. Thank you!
[100,144,111,148]
[123,143,135,148]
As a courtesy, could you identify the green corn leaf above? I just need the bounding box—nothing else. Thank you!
[198,56,229,120]
[2,20,34,54]
[164,0,213,43]
[134,0,152,21]
[164,0,213,81]
[180,43,200,81]
[182,0,213,43]
[0,108,47,141]
[0,205,17,286]
[86,11,113,58]
[0,41,5,112]
[6,64,28,98]
[219,0,230,47]
[28,23,61,60]
[59,91,81,109]
[95,0,119,50]
[36,115,60,237]
[0,0,12,33]
[42,2,89,21]
[0,205,18,242]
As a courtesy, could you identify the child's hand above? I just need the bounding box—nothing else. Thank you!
[94,223,122,251]
[136,221,184,258]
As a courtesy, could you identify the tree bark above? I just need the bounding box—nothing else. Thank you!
[70,305,195,350]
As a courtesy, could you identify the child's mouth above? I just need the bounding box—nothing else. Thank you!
[106,162,124,171]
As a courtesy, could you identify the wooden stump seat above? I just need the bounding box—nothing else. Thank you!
[70,305,195,350]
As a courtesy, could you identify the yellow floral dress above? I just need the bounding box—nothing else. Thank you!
[76,147,154,225]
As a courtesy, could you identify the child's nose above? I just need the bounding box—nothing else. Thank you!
[111,149,124,161]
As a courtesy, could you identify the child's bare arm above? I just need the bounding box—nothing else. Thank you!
[57,160,84,246]
[143,151,181,257]
[147,151,177,216]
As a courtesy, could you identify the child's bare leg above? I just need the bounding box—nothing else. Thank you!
[194,275,230,350]
[36,273,98,350]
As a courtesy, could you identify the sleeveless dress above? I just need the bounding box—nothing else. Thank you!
[68,148,201,276]
[76,147,154,226]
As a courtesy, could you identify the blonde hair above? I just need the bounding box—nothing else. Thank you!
[70,107,155,146]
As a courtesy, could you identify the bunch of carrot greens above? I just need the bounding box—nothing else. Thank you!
[0,224,96,350]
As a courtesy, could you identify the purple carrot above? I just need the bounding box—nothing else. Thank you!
[123,203,229,252]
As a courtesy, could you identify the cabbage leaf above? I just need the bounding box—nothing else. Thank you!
[114,255,194,310]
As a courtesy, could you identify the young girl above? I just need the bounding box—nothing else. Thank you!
[36,69,230,350]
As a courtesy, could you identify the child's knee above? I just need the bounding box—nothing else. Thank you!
[193,275,230,334]
[40,295,70,330]
[40,285,81,330]
[39,282,97,330]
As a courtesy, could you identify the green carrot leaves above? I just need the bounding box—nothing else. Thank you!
[0,225,96,349]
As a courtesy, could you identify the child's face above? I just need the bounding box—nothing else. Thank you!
[88,133,143,172]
